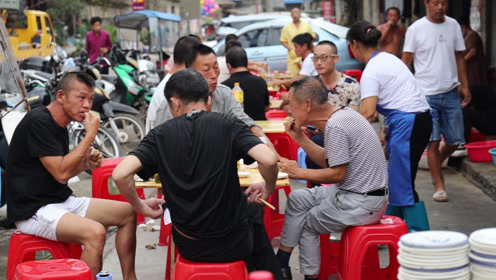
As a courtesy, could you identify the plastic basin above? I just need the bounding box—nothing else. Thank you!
[464,140,496,162]
[490,148,496,166]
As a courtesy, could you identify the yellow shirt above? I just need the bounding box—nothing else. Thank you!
[280,21,316,64]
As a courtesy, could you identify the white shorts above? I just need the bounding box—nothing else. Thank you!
[15,196,91,241]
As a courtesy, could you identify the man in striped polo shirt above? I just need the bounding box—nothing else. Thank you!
[276,76,388,280]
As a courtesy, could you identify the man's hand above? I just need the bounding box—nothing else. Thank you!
[244,182,270,203]
[85,146,102,169]
[278,157,300,179]
[459,86,472,108]
[284,120,305,142]
[83,112,100,139]
[138,198,165,219]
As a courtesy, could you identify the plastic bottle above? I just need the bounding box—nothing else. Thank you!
[232,82,244,105]
[96,271,112,280]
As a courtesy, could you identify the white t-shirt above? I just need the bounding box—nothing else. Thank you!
[403,16,466,95]
[217,56,230,83]
[361,52,430,113]
[299,53,318,77]
[146,73,171,133]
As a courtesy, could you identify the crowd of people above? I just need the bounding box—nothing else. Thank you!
[4,1,493,279]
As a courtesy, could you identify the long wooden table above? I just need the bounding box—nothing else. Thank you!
[135,166,290,189]
[256,120,286,134]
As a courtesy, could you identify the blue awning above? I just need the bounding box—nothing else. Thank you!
[284,0,305,4]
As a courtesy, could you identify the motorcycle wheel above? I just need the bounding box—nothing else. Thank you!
[74,127,122,174]
[103,113,145,154]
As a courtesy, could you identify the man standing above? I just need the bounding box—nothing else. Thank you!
[280,7,315,76]
[5,73,153,279]
[113,69,283,278]
[154,44,274,149]
[402,0,471,202]
[146,35,202,133]
[276,77,388,280]
[377,7,406,58]
[222,46,270,120]
[86,17,113,64]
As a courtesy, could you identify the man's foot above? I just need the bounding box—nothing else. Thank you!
[433,190,449,202]
[281,267,292,280]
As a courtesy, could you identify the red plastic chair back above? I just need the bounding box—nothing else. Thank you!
[265,110,287,120]
[343,69,363,82]
[7,231,83,280]
[172,255,248,280]
[13,259,92,280]
[92,157,145,224]
[266,133,299,161]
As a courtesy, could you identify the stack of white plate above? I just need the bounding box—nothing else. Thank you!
[469,228,496,280]
[397,231,470,280]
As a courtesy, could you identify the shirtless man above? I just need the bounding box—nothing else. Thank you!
[377,7,406,58]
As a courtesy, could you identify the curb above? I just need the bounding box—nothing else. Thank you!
[459,158,496,202]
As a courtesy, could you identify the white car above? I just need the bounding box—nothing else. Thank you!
[212,18,364,73]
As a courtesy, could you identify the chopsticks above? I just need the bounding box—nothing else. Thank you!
[259,198,276,210]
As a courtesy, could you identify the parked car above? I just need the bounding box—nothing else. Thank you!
[215,12,309,41]
[212,18,364,73]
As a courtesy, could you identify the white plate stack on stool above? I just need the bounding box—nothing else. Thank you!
[469,228,496,280]
[397,231,470,280]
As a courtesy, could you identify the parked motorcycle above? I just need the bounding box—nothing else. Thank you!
[98,42,156,120]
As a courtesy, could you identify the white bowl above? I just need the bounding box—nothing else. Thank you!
[400,231,468,249]
[277,172,288,179]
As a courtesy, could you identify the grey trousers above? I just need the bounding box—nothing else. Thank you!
[280,186,388,275]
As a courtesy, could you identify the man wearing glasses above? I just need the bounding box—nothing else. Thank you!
[313,41,361,112]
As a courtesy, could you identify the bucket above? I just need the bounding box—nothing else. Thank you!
[489,148,496,166]
[464,140,496,162]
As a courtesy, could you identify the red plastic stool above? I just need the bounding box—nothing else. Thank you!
[319,233,341,280]
[172,255,248,280]
[248,271,274,280]
[263,185,292,242]
[7,231,83,280]
[158,217,172,246]
[337,215,408,280]
[92,157,146,224]
[13,258,92,280]
[165,231,179,280]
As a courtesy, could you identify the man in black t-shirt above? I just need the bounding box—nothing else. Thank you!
[6,72,159,279]
[222,46,270,120]
[113,69,283,279]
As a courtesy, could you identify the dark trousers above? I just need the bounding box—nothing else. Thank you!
[172,204,283,280]
[463,108,496,142]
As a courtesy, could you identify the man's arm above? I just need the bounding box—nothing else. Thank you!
[401,52,414,68]
[245,144,278,200]
[455,51,472,107]
[278,158,347,184]
[377,24,391,45]
[284,122,327,167]
[360,97,378,123]
[40,112,100,184]
[112,155,164,219]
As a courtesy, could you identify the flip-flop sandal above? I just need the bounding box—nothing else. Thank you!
[433,190,449,202]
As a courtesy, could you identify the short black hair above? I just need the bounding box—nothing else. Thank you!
[292,33,313,50]
[316,40,338,54]
[346,20,382,48]
[290,76,328,105]
[57,72,95,93]
[385,7,401,16]
[185,44,216,68]
[90,17,102,26]
[456,16,470,27]
[165,69,209,105]
[173,35,202,65]
[225,34,239,44]
[226,46,248,68]
[225,39,242,53]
